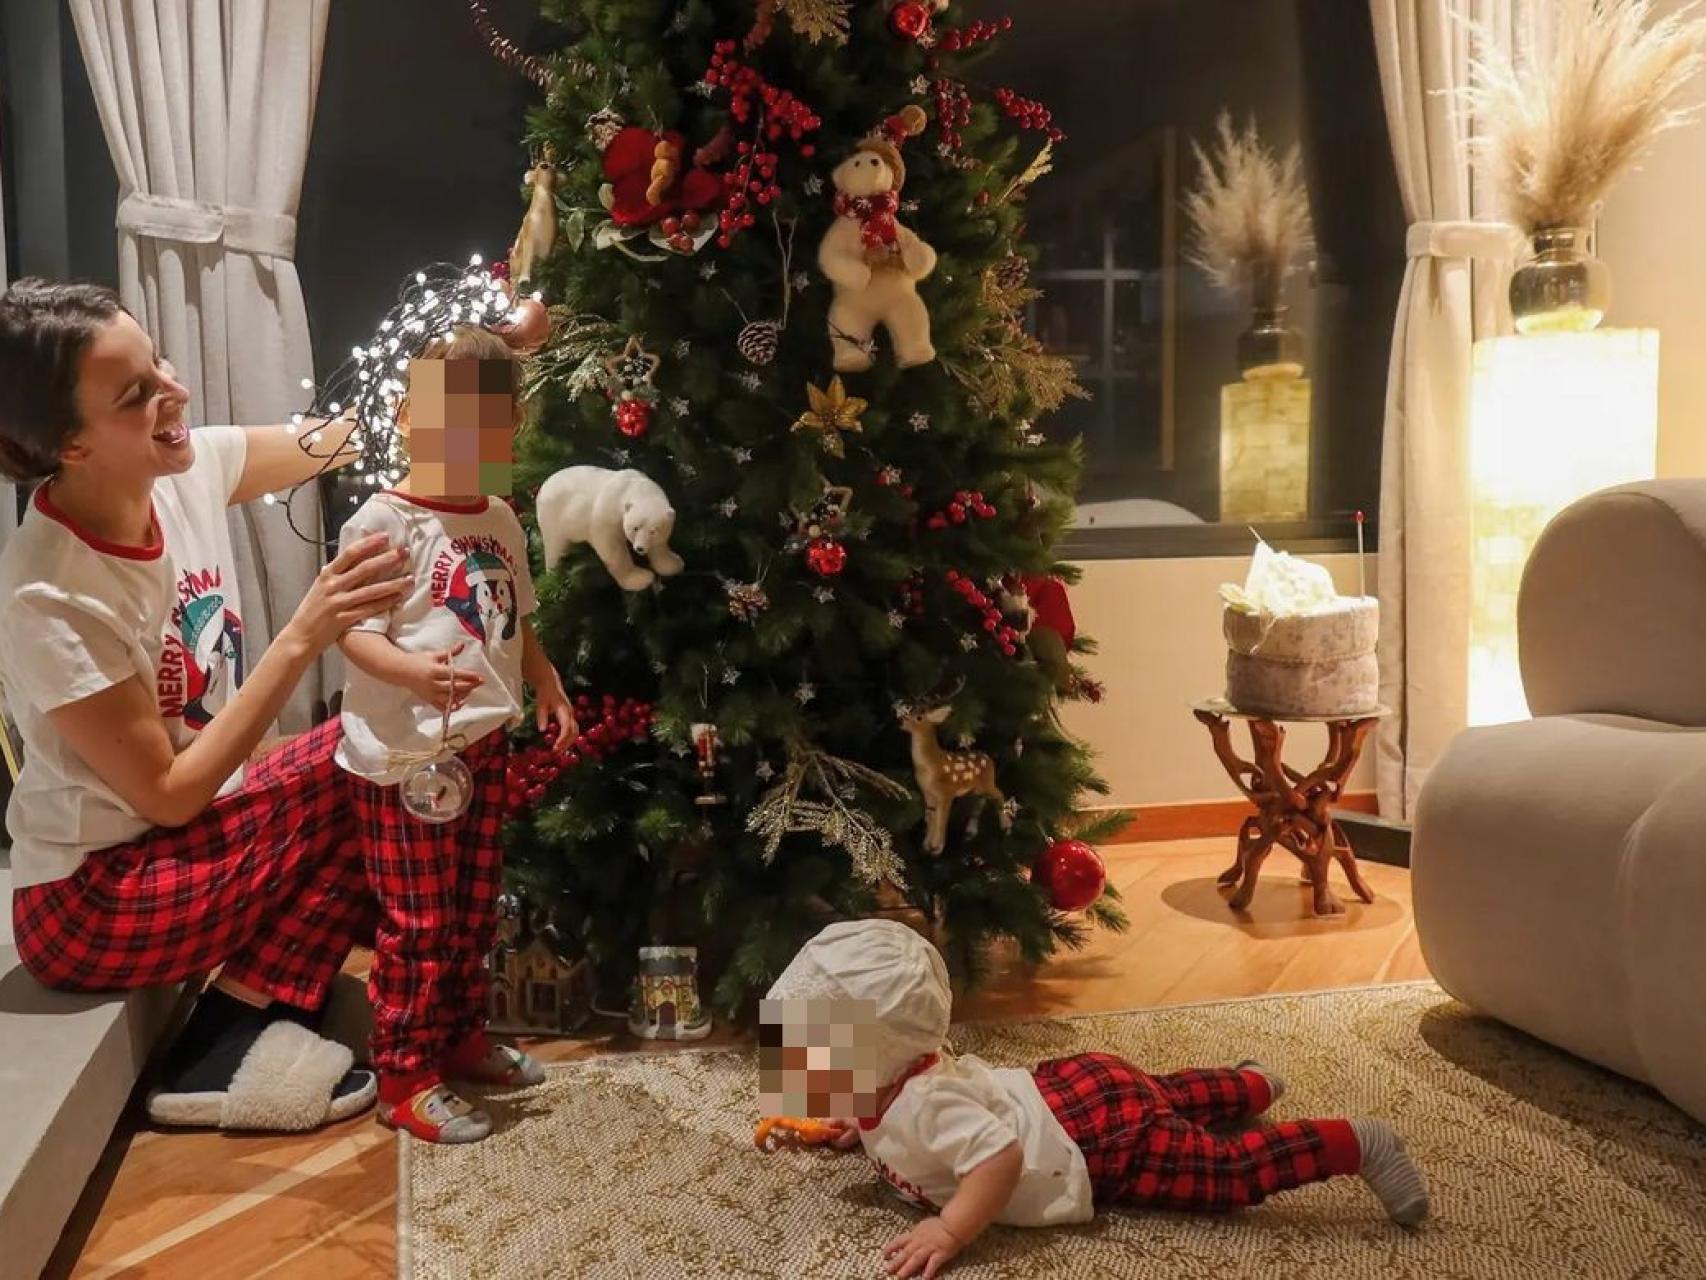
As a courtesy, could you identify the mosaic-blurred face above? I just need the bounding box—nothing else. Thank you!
[403,357,515,496]
[758,996,881,1120]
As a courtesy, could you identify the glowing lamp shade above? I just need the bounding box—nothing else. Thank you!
[1468,328,1659,726]
[1220,375,1312,522]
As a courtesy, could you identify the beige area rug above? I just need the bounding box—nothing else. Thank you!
[398,982,1706,1279]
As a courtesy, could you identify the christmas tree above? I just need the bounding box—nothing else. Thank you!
[496,0,1126,1011]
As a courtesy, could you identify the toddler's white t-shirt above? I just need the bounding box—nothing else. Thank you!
[858,1052,1094,1227]
[335,491,537,784]
[0,426,251,888]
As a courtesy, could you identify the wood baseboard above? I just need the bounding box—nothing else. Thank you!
[1088,794,1380,844]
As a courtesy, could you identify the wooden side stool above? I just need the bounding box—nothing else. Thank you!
[1191,698,1389,918]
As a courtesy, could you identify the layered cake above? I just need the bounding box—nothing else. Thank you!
[1220,542,1379,718]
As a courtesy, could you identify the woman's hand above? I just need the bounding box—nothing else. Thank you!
[882,1218,964,1280]
[396,643,484,712]
[281,533,409,655]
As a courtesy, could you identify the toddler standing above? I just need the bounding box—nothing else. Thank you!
[336,322,575,1143]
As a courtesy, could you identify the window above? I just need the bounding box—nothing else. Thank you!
[987,0,1406,557]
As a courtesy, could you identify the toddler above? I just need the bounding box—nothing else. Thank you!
[763,920,1428,1278]
[337,323,575,1142]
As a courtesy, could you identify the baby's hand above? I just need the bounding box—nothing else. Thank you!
[825,1118,862,1151]
[398,645,483,712]
[883,1217,963,1279]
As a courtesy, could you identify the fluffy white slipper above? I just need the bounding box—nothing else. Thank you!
[147,1019,377,1131]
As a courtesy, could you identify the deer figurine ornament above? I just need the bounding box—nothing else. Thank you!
[509,145,560,286]
[898,703,1012,854]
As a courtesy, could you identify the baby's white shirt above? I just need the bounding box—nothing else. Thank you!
[858,1052,1093,1227]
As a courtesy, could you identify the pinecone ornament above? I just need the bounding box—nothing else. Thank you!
[586,107,626,150]
[736,320,782,366]
[994,255,1030,290]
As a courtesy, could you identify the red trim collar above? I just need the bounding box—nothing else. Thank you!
[859,1053,941,1131]
[33,483,164,561]
[381,490,490,515]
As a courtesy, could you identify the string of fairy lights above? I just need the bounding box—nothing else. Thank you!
[276,256,535,543]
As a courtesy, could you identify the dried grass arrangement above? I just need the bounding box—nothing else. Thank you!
[1184,113,1314,308]
[1466,0,1706,233]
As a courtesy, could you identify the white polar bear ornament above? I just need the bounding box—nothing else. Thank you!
[818,108,937,374]
[535,466,685,591]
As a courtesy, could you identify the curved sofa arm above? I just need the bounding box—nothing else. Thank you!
[1519,481,1706,725]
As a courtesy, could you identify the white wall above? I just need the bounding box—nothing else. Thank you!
[1062,553,1375,809]
[1597,0,1706,480]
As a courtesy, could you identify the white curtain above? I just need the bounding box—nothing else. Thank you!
[1368,0,1538,819]
[69,0,331,733]
[0,85,14,556]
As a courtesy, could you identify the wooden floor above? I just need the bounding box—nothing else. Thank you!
[47,838,1429,1279]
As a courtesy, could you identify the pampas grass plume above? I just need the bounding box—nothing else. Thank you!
[1467,0,1706,232]
[1184,113,1314,303]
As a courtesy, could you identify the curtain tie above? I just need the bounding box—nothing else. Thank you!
[1405,220,1525,262]
[116,192,297,259]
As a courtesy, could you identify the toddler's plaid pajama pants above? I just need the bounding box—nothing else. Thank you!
[350,729,509,1076]
[12,719,374,1009]
[1034,1052,1357,1211]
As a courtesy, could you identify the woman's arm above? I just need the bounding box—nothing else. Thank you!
[229,416,360,506]
[45,533,408,829]
[48,631,319,829]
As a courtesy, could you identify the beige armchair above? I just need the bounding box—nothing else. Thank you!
[1413,481,1706,1123]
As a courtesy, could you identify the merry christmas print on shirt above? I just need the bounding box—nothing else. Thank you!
[874,1156,940,1214]
[432,533,520,646]
[157,565,244,730]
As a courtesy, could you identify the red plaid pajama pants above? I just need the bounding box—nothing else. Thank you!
[1034,1053,1357,1211]
[11,719,374,1009]
[350,730,509,1076]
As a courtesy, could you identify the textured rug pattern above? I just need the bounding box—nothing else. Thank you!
[399,983,1706,1279]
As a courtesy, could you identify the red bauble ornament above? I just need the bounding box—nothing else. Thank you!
[1033,839,1106,912]
[889,1,932,40]
[615,398,653,437]
[805,537,847,577]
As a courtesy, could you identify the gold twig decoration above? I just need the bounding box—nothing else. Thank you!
[779,0,851,45]
[747,744,911,887]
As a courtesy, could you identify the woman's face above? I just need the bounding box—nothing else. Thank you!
[65,310,194,481]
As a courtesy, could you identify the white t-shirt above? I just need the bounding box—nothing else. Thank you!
[0,426,251,888]
[335,492,537,784]
[859,1052,1094,1228]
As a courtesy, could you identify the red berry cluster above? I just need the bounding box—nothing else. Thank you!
[505,695,657,813]
[939,17,1012,52]
[615,398,653,438]
[932,79,973,152]
[993,87,1066,143]
[924,489,998,531]
[805,537,847,577]
[945,570,1023,657]
[705,42,822,248]
[898,573,927,619]
[657,210,706,254]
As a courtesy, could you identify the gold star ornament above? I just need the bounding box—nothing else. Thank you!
[792,376,867,458]
[604,335,662,392]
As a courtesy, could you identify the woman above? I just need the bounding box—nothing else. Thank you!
[0,278,412,1131]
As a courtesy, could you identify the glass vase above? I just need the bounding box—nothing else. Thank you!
[1510,226,1611,336]
[1237,304,1305,380]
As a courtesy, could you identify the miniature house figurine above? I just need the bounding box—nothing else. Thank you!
[486,894,595,1036]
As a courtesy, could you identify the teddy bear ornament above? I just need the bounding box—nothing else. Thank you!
[818,106,938,374]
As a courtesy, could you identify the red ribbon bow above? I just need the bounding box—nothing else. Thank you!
[834,191,901,250]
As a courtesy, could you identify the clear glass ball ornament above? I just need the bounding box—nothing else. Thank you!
[399,755,474,824]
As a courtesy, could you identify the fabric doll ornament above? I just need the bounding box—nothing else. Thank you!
[818,106,938,373]
[534,466,685,591]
